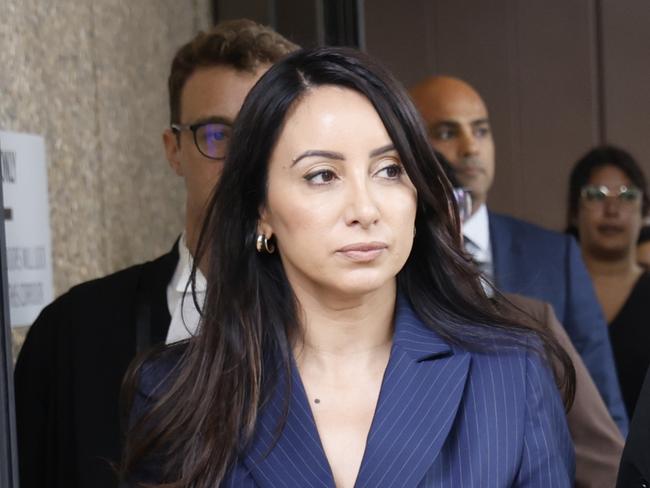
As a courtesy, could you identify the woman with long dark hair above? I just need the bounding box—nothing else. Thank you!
[567,145,650,417]
[121,47,574,487]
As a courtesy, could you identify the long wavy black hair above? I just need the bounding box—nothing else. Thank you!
[121,46,574,487]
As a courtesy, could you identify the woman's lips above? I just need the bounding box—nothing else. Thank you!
[336,242,388,262]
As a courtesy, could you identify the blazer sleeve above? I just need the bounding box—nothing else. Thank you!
[515,348,575,487]
[563,235,628,435]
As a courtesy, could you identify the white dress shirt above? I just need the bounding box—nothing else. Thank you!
[165,234,206,344]
[462,203,495,292]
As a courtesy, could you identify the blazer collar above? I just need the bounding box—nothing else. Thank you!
[488,211,519,290]
[242,296,471,487]
[135,239,180,348]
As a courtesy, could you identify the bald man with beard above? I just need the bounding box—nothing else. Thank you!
[410,76,628,434]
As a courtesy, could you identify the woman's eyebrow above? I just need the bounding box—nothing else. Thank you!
[291,150,344,166]
[291,144,395,166]
[369,144,395,158]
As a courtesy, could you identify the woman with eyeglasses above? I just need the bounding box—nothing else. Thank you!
[567,145,650,417]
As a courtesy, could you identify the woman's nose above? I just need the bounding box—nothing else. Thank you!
[343,178,380,228]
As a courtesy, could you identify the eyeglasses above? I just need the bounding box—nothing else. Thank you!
[171,121,232,160]
[580,184,642,209]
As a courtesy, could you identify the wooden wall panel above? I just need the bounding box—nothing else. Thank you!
[513,1,599,229]
[600,0,650,176]
[365,0,602,231]
[364,0,434,88]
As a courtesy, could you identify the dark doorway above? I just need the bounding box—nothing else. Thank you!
[0,166,19,487]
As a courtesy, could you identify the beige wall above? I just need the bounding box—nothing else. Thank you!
[1,0,211,355]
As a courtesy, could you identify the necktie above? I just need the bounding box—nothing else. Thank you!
[463,236,494,296]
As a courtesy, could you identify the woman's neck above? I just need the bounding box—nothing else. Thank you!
[582,249,642,278]
[292,283,396,364]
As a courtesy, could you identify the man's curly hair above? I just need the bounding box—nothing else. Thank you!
[168,19,298,124]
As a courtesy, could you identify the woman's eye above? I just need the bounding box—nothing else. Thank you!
[377,163,403,179]
[305,169,337,185]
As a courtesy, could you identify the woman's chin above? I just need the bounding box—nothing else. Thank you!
[325,273,396,299]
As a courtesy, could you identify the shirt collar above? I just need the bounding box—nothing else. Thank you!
[171,233,207,293]
[462,203,490,256]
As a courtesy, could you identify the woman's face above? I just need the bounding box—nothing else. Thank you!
[259,85,417,300]
[577,164,643,259]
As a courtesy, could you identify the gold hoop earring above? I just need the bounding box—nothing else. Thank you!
[256,234,275,254]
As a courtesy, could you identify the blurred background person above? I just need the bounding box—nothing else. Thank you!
[409,75,627,434]
[567,145,650,418]
[13,20,296,488]
[636,225,650,268]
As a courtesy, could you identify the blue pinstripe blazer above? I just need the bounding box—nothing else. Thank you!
[131,297,575,487]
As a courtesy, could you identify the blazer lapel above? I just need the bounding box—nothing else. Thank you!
[354,297,471,487]
[242,361,335,488]
[135,239,180,350]
[489,211,518,291]
[242,297,470,488]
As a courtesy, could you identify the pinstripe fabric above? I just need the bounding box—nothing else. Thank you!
[131,297,574,487]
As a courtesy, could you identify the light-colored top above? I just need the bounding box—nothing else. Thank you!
[463,203,492,273]
[463,203,494,294]
[165,234,205,344]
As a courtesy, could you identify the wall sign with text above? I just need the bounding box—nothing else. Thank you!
[0,130,54,327]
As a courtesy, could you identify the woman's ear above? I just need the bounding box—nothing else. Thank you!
[257,206,273,238]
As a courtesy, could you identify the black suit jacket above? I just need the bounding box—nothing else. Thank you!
[617,369,650,487]
[14,243,178,488]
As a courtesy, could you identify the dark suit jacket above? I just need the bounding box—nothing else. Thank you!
[14,244,178,488]
[617,369,650,487]
[489,211,628,433]
[129,296,574,487]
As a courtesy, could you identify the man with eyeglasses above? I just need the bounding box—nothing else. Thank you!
[409,75,628,436]
[159,24,299,342]
[14,20,296,488]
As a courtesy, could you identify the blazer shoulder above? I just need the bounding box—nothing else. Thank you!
[490,211,563,239]
[128,344,187,435]
[21,248,178,354]
[136,344,187,399]
[70,250,176,299]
